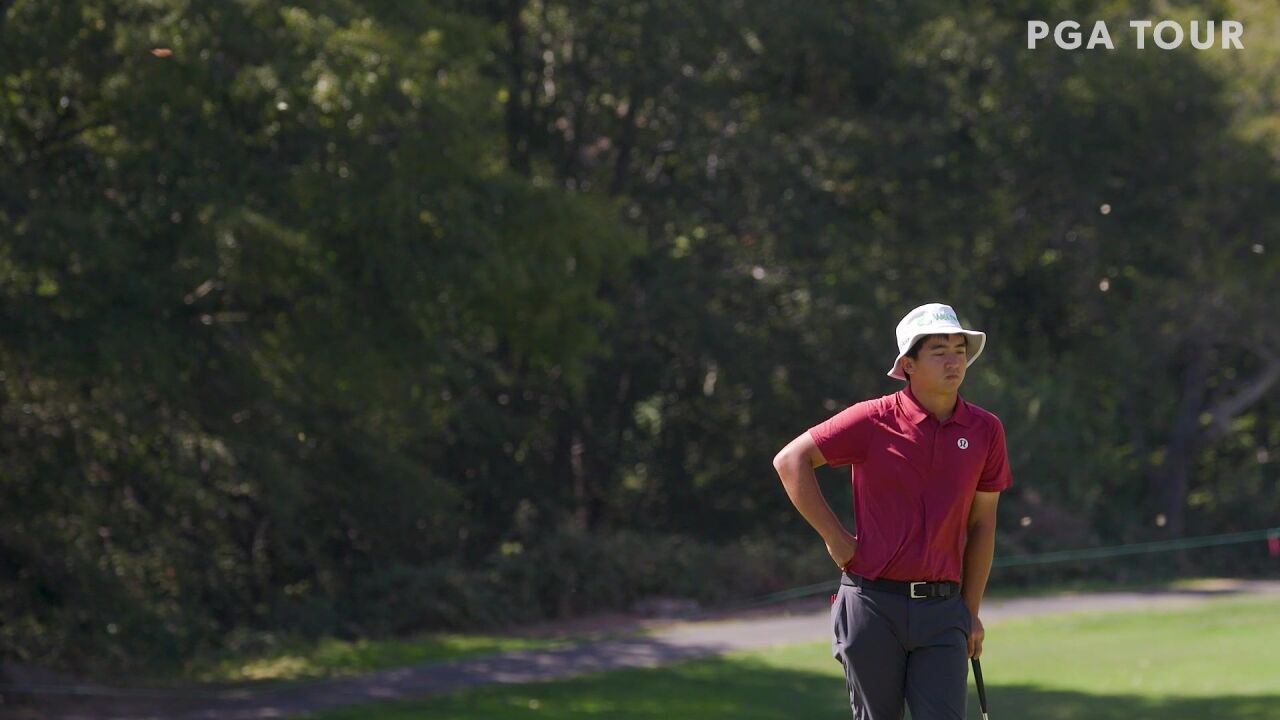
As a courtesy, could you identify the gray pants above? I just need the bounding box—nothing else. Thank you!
[831,577,972,720]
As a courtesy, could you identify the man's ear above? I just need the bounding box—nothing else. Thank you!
[902,358,915,376]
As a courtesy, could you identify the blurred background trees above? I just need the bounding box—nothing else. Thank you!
[1,0,1277,673]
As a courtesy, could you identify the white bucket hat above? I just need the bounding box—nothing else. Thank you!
[886,303,986,381]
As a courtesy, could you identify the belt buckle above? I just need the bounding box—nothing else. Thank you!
[909,581,926,599]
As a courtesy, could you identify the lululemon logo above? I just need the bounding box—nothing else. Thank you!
[958,438,969,450]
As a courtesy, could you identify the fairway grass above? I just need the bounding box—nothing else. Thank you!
[306,593,1280,720]
[983,593,1280,697]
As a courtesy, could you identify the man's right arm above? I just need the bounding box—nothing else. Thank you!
[773,432,858,568]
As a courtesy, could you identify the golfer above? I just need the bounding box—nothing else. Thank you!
[773,303,1011,719]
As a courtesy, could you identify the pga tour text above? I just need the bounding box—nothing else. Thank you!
[1028,20,1244,50]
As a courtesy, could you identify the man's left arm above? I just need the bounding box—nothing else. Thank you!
[961,490,1000,659]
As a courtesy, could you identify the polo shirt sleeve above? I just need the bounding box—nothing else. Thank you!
[807,401,876,467]
[978,416,1013,492]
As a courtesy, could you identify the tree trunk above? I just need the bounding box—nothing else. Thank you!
[558,30,592,187]
[570,429,588,530]
[503,0,531,176]
[610,3,652,196]
[1161,342,1210,537]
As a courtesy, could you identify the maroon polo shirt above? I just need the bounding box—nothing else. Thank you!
[808,387,1012,583]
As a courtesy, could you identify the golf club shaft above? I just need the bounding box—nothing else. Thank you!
[972,657,989,720]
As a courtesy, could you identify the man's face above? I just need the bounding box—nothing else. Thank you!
[904,334,968,392]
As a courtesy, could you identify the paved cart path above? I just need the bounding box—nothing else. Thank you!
[10,579,1279,720]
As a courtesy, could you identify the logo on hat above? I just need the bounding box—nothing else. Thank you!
[914,307,959,327]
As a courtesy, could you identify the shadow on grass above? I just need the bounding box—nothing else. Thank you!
[316,656,850,720]
[314,655,1280,720]
[8,635,738,720]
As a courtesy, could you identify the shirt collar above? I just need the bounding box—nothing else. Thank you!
[899,386,972,427]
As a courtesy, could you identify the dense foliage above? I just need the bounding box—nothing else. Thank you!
[2,0,1277,672]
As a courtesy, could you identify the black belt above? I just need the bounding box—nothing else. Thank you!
[841,573,960,599]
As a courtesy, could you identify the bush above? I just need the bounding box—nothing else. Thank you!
[324,529,834,639]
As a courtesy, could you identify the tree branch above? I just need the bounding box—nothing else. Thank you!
[1208,353,1280,439]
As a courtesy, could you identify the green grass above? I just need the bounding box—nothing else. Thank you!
[305,594,1280,720]
[177,633,572,684]
[982,594,1280,697]
[983,574,1243,600]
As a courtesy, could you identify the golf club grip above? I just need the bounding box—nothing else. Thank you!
[972,657,989,718]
